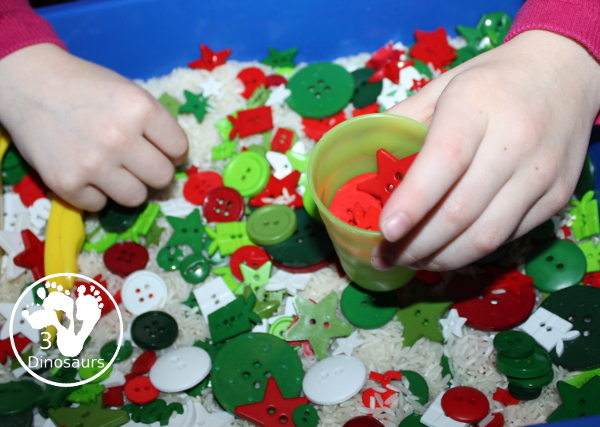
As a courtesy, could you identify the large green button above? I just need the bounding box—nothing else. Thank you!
[247,204,297,246]
[493,330,536,359]
[525,239,586,293]
[99,199,146,234]
[131,311,179,350]
[350,68,383,109]
[541,285,600,370]
[0,380,42,417]
[507,370,554,388]
[156,246,186,271]
[496,348,552,379]
[399,370,429,405]
[179,252,211,284]
[223,151,270,197]
[265,208,335,268]
[286,62,355,119]
[211,332,304,413]
[340,282,398,329]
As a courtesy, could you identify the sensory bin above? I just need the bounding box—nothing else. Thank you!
[2,8,600,427]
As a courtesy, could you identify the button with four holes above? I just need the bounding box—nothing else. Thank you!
[121,270,168,315]
[130,311,178,350]
[103,242,149,277]
[202,186,245,223]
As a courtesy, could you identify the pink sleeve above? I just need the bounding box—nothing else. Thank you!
[0,0,66,60]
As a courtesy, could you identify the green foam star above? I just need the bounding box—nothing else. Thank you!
[144,220,165,248]
[395,288,451,347]
[285,292,353,360]
[178,90,211,123]
[261,46,298,68]
[548,377,600,422]
[166,209,205,253]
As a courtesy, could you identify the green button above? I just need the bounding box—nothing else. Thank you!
[527,218,556,242]
[1,145,30,185]
[286,62,355,119]
[399,413,424,427]
[541,285,600,370]
[268,316,294,339]
[493,330,536,359]
[99,199,146,234]
[100,340,133,363]
[0,380,42,417]
[507,383,542,401]
[265,208,335,267]
[211,332,304,413]
[496,348,552,379]
[575,153,595,199]
[525,239,586,293]
[179,253,211,284]
[131,311,179,350]
[350,68,383,109]
[507,369,554,388]
[223,151,270,197]
[247,205,297,246]
[292,404,319,427]
[340,282,398,329]
[399,370,429,406]
[156,246,186,271]
[78,359,112,384]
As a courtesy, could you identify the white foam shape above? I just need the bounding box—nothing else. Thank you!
[252,318,270,333]
[0,229,26,279]
[332,331,366,356]
[520,307,580,357]
[193,276,236,323]
[157,198,197,217]
[2,192,28,231]
[266,84,291,106]
[265,269,312,295]
[0,288,39,342]
[439,308,468,340]
[199,76,224,100]
[28,198,51,235]
[266,151,293,179]
[101,367,126,388]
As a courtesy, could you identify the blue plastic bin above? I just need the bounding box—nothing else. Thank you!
[38,1,600,425]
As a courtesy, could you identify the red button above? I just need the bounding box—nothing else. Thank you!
[441,386,489,423]
[230,245,271,281]
[202,186,245,223]
[272,258,332,274]
[476,412,504,427]
[329,189,382,227]
[124,375,159,405]
[131,350,157,376]
[229,106,274,139]
[266,74,287,87]
[270,128,294,153]
[103,242,149,277]
[343,416,385,427]
[237,67,267,99]
[183,170,223,205]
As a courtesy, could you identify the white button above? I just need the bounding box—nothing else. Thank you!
[149,346,211,393]
[121,270,168,315]
[302,355,366,405]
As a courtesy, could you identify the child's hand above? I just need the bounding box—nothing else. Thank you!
[372,30,600,271]
[0,43,188,211]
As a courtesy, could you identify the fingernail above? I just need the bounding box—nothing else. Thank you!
[381,213,409,242]
[371,255,393,271]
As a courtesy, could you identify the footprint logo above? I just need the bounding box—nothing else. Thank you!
[21,281,103,357]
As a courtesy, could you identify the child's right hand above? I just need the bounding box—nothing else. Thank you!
[372,30,600,271]
[0,43,188,211]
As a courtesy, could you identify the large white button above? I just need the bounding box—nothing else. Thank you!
[121,270,168,315]
[302,355,366,405]
[149,346,211,393]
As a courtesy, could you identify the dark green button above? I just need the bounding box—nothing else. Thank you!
[292,404,319,427]
[507,369,554,388]
[131,311,178,350]
[493,330,536,359]
[541,285,600,370]
[1,145,30,185]
[399,413,424,427]
[399,370,429,405]
[265,208,335,268]
[527,218,556,242]
[286,62,355,119]
[0,409,33,427]
[496,347,552,379]
[247,204,297,246]
[179,253,211,284]
[350,68,383,109]
[507,383,542,401]
[525,239,586,293]
[0,381,42,417]
[156,246,186,271]
[211,332,304,413]
[100,340,133,363]
[340,282,398,329]
[575,153,595,199]
[99,199,146,234]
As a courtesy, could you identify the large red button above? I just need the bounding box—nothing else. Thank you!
[202,186,245,223]
[441,386,489,423]
[183,170,223,205]
[131,350,157,376]
[124,376,159,405]
[343,416,385,427]
[230,245,271,281]
[103,242,149,277]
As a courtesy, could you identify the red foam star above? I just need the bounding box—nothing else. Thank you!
[410,28,457,70]
[234,377,309,426]
[249,170,303,208]
[302,111,346,141]
[13,229,45,281]
[486,266,533,298]
[410,78,430,92]
[366,43,414,84]
[357,149,418,205]
[188,44,232,71]
[493,387,520,406]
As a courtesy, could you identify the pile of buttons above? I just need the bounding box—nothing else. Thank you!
[2,9,600,427]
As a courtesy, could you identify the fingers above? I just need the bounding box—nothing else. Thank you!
[143,98,189,166]
[378,83,488,244]
[94,167,148,208]
[60,185,107,212]
[123,137,177,190]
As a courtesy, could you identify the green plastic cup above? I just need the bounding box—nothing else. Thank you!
[307,113,427,291]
